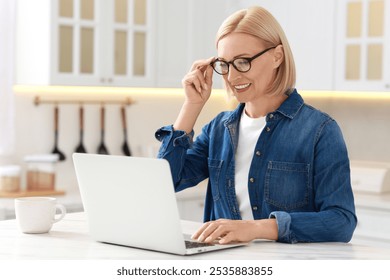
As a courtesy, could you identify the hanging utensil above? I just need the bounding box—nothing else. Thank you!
[120,106,131,156]
[97,105,109,155]
[75,106,87,153]
[52,106,66,161]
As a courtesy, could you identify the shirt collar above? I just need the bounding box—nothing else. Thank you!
[276,89,304,119]
[225,88,304,126]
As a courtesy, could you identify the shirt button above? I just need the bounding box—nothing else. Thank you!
[252,206,258,211]
[249,177,255,183]
[266,127,271,132]
[255,150,261,156]
[269,114,274,119]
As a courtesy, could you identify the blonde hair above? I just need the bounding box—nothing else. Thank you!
[216,6,296,96]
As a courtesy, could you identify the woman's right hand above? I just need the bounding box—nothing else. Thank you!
[182,57,214,105]
[173,57,215,133]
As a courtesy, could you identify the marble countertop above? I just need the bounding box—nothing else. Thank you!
[1,212,389,260]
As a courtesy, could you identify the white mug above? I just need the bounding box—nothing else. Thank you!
[15,197,66,234]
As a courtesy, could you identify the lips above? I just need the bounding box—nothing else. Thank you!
[234,83,251,91]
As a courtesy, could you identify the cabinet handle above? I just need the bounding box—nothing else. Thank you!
[108,78,113,83]
[385,84,390,89]
[100,78,106,83]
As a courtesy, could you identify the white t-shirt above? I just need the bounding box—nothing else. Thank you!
[235,110,266,220]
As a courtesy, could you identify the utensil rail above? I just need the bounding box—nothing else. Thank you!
[34,96,135,106]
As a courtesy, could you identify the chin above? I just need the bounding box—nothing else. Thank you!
[233,90,253,103]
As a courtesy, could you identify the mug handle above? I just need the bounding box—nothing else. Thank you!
[53,204,66,223]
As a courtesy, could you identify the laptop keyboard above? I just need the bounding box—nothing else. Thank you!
[185,240,215,249]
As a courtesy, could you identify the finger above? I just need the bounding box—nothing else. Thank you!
[204,65,213,88]
[194,70,207,91]
[204,224,230,243]
[183,72,203,93]
[190,60,210,72]
[190,57,215,72]
[191,78,203,93]
[218,232,235,244]
[191,222,211,240]
[196,222,220,242]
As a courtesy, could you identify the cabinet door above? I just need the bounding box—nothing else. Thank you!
[17,0,155,87]
[54,0,155,86]
[335,0,390,91]
[104,0,156,86]
[53,0,102,85]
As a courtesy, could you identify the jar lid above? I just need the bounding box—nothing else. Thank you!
[24,154,59,163]
[0,165,21,176]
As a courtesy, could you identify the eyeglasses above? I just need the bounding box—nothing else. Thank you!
[210,46,277,75]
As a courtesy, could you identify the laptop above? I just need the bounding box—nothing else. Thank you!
[72,153,246,255]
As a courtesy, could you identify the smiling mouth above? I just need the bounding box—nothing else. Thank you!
[234,83,251,90]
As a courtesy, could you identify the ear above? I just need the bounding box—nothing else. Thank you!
[272,45,284,68]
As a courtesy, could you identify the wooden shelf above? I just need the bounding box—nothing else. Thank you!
[0,190,65,198]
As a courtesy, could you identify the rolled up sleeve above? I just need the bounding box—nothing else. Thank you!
[269,211,297,243]
[155,125,194,158]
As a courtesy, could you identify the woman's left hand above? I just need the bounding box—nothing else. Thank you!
[191,219,278,244]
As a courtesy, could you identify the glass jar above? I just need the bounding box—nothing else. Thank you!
[24,154,59,191]
[0,165,21,192]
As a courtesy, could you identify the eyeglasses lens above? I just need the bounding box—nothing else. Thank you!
[213,61,229,75]
[212,59,251,75]
[234,59,250,72]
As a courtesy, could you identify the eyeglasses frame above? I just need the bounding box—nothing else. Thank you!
[210,46,277,75]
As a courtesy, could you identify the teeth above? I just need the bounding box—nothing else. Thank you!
[234,83,250,90]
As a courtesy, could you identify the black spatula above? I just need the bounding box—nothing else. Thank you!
[97,105,109,155]
[75,106,87,153]
[120,106,131,156]
[52,106,66,161]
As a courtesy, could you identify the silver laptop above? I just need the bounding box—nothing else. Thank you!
[72,153,245,255]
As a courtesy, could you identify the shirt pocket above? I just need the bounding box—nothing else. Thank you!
[264,161,310,211]
[208,158,223,201]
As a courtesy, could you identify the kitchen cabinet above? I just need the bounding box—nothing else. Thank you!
[154,0,233,88]
[16,0,156,87]
[16,0,231,88]
[175,181,207,222]
[18,0,390,91]
[353,193,390,245]
[335,0,390,91]
[15,0,339,90]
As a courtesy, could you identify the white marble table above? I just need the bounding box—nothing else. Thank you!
[0,212,389,260]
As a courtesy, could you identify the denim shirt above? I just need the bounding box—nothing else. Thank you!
[155,89,357,243]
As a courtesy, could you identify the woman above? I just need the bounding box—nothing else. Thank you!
[155,6,357,244]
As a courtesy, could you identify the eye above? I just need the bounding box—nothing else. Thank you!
[234,59,250,70]
[214,61,229,72]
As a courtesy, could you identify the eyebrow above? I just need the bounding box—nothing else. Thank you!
[217,53,253,61]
